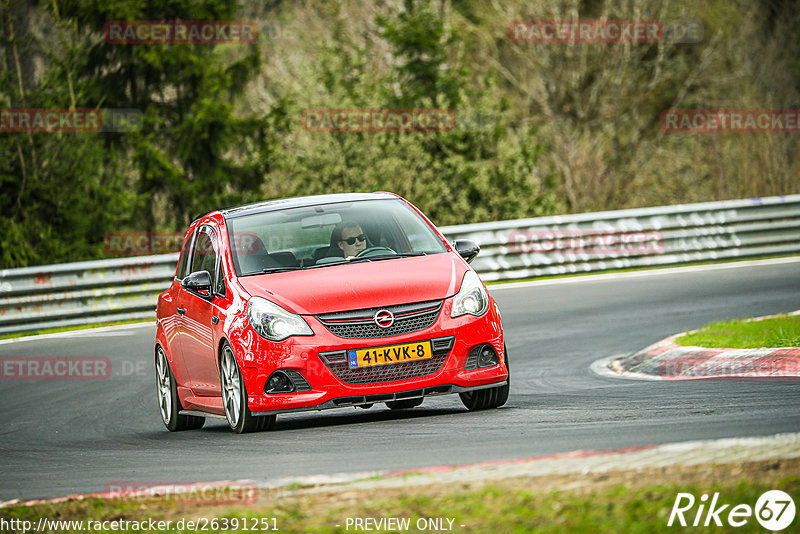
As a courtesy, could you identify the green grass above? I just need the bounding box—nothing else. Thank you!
[1,477,796,533]
[677,314,800,349]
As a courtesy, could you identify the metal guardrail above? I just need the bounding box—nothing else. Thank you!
[1,194,799,335]
[440,194,800,282]
[0,255,179,335]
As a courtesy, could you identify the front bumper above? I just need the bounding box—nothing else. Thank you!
[230,299,507,414]
[250,381,507,417]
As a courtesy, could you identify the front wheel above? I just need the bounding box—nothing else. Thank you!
[220,342,276,434]
[155,346,204,431]
[459,345,510,411]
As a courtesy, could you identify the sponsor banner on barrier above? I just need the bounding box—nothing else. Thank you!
[661,110,800,133]
[103,20,258,44]
[507,229,664,255]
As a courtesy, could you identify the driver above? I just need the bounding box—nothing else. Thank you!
[333,222,367,259]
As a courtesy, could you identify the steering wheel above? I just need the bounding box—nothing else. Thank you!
[355,246,396,258]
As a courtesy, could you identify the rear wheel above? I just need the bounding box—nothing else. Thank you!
[459,344,510,411]
[155,346,204,431]
[220,342,276,434]
[386,398,423,410]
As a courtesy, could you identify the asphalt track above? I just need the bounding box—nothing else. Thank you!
[1,259,799,500]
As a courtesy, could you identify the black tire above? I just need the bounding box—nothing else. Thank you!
[459,344,510,411]
[155,346,205,431]
[220,342,276,434]
[385,398,423,410]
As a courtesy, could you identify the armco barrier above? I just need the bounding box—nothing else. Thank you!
[440,194,800,281]
[0,255,178,335]
[1,195,799,335]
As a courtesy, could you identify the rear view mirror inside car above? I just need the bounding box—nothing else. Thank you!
[301,213,341,228]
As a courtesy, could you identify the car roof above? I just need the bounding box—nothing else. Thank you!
[219,192,398,219]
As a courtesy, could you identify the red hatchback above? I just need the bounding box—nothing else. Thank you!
[155,192,509,433]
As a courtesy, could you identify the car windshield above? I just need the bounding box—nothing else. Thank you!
[226,198,448,276]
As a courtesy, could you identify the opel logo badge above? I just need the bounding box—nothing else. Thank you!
[374,309,394,328]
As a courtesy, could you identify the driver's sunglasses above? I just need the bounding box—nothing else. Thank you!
[341,234,367,245]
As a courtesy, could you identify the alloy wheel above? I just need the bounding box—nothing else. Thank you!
[155,347,172,425]
[221,346,242,428]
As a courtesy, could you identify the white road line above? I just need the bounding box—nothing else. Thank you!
[0,321,155,345]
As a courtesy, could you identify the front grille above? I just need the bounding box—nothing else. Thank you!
[316,300,443,339]
[319,336,455,384]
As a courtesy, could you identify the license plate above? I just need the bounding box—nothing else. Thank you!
[348,341,432,369]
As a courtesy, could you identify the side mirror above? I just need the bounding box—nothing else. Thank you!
[182,270,213,298]
[453,239,480,264]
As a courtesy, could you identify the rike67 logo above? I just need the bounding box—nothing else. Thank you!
[668,490,795,531]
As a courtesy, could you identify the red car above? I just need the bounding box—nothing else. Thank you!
[155,192,509,433]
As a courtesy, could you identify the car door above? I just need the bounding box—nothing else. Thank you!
[175,224,224,396]
[163,231,195,384]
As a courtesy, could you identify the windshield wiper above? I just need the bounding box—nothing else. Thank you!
[358,252,428,261]
[259,253,427,273]
[261,267,302,273]
[303,259,348,268]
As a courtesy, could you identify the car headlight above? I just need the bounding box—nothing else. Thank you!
[451,270,489,318]
[248,297,313,341]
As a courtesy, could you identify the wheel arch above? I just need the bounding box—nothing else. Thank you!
[217,336,233,365]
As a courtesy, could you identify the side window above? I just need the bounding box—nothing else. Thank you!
[175,232,195,280]
[214,256,226,297]
[189,227,218,284]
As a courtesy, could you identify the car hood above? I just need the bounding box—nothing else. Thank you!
[236,253,468,315]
